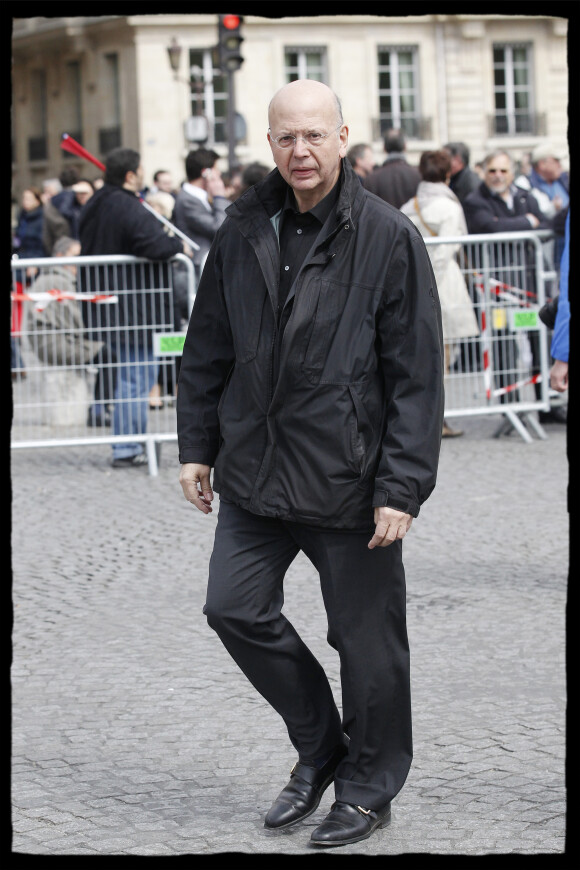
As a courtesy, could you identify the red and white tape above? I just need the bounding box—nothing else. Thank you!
[492,372,542,398]
[11,289,118,305]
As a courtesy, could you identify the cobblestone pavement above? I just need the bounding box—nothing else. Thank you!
[10,415,569,856]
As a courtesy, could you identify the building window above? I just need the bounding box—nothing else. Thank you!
[376,46,426,139]
[61,61,83,150]
[189,48,227,146]
[99,53,121,154]
[492,43,537,135]
[284,47,328,83]
[28,69,48,161]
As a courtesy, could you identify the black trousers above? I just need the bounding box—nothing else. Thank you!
[203,500,413,810]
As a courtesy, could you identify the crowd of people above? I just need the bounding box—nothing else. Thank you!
[347,131,569,429]
[11,126,569,464]
[10,151,272,465]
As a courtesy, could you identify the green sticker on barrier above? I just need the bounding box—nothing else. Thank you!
[154,333,187,355]
[510,309,539,330]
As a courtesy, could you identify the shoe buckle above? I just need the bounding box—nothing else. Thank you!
[356,805,372,814]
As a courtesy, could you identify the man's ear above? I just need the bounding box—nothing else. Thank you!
[338,125,349,159]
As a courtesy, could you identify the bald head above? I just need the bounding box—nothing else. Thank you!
[268,79,343,130]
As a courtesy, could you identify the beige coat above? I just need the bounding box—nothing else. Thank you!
[401,182,479,341]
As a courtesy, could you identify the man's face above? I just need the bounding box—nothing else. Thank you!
[357,147,375,178]
[445,151,464,176]
[73,182,93,206]
[124,164,145,193]
[135,164,145,191]
[156,172,174,193]
[268,84,348,211]
[201,162,220,189]
[484,154,513,197]
[62,240,81,274]
[535,157,562,183]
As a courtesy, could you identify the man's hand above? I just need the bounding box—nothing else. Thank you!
[368,506,413,549]
[179,463,214,514]
[550,359,568,392]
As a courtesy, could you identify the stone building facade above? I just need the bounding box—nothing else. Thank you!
[11,13,569,196]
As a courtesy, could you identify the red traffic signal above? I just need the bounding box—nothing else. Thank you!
[218,14,244,72]
[222,14,241,29]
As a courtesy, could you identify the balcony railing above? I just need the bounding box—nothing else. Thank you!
[372,116,432,142]
[488,112,547,137]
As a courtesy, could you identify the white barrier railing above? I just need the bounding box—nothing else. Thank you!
[10,232,561,473]
[11,253,195,475]
[423,230,557,443]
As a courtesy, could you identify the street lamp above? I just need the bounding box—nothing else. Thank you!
[167,37,182,78]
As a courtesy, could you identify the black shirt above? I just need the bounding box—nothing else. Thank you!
[278,182,340,316]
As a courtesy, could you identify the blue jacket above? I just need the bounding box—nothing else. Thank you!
[529,168,569,211]
[551,211,569,363]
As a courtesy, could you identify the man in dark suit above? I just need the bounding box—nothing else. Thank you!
[172,149,230,281]
[363,129,420,208]
[443,141,481,205]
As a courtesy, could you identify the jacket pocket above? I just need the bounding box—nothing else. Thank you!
[348,383,376,487]
[301,279,349,384]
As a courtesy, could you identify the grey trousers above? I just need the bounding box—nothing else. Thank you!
[203,499,412,810]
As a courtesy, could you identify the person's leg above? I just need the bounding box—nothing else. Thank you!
[89,343,117,425]
[98,342,118,407]
[292,525,412,812]
[112,342,158,461]
[494,328,520,403]
[203,501,344,761]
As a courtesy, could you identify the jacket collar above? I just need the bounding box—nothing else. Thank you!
[226,158,364,237]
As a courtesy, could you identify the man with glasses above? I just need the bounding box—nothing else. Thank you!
[463,150,550,410]
[177,79,444,847]
[463,150,545,232]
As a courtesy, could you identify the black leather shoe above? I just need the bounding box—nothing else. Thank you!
[310,800,391,846]
[264,744,348,830]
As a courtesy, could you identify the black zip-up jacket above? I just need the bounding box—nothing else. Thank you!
[177,159,444,530]
[79,184,182,343]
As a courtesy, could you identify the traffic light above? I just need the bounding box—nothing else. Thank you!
[218,14,244,72]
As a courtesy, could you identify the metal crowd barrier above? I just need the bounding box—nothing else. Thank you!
[10,231,562,475]
[11,253,195,475]
[423,229,560,443]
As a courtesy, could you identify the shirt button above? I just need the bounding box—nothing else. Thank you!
[284,265,290,271]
